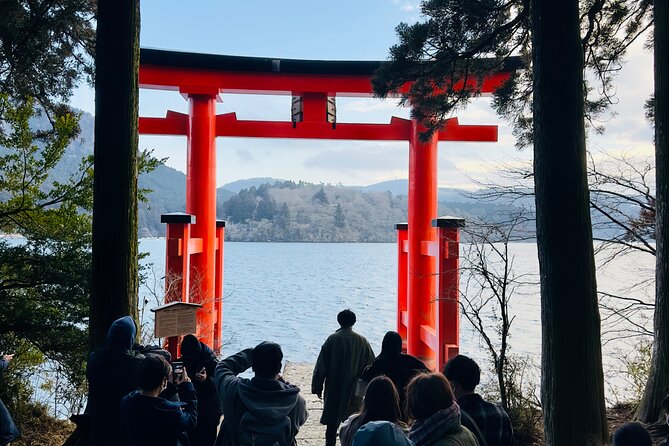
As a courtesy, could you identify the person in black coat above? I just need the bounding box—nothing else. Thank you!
[121,355,197,446]
[0,354,20,446]
[361,331,428,418]
[177,334,222,446]
[86,316,144,446]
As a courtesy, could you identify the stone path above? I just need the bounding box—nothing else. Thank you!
[284,362,332,446]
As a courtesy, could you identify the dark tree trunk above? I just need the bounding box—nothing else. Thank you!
[90,0,141,348]
[531,0,608,443]
[637,0,669,423]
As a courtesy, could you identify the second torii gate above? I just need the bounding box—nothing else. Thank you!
[139,48,516,367]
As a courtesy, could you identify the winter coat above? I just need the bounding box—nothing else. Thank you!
[177,341,222,446]
[0,359,20,446]
[312,327,375,425]
[214,348,308,446]
[86,316,144,446]
[361,353,428,412]
[121,381,198,446]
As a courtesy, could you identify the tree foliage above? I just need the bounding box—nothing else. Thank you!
[372,0,652,145]
[0,95,93,385]
[0,0,95,114]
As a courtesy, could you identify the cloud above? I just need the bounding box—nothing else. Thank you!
[236,148,257,163]
[400,2,418,12]
[340,98,405,114]
[304,144,407,172]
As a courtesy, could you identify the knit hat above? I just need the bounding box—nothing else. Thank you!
[180,334,202,357]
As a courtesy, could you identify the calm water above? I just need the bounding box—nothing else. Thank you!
[139,240,654,399]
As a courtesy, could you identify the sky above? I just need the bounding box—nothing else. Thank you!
[70,0,655,189]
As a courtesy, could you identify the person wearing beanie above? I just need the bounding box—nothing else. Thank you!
[86,316,144,446]
[176,334,221,446]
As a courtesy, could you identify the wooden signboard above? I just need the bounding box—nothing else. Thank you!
[151,302,202,338]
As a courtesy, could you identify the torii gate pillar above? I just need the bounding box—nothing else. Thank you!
[407,121,438,363]
[185,93,217,348]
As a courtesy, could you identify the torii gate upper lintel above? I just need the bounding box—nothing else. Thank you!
[139,48,517,369]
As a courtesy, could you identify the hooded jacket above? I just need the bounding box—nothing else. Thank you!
[86,316,144,446]
[214,348,308,446]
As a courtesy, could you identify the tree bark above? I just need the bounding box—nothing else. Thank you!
[531,0,608,443]
[90,0,141,348]
[637,0,669,423]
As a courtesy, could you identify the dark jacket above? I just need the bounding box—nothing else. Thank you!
[86,316,144,446]
[312,327,375,425]
[458,393,514,446]
[121,381,198,446]
[0,359,20,446]
[362,353,428,412]
[214,349,308,446]
[177,340,221,446]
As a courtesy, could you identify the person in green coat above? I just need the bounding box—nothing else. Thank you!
[312,310,375,446]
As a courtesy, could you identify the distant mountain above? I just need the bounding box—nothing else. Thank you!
[221,177,286,193]
[10,109,637,242]
[361,179,482,204]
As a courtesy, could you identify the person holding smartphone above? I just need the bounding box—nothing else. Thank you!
[121,355,198,446]
[177,334,222,446]
[1,353,20,446]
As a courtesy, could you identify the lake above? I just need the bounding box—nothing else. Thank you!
[139,239,655,401]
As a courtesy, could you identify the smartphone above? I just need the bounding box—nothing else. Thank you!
[172,361,184,380]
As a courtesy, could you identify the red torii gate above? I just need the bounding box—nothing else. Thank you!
[139,48,515,368]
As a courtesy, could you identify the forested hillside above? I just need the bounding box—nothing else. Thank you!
[217,181,518,242]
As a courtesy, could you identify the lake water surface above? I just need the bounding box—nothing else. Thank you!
[139,239,654,400]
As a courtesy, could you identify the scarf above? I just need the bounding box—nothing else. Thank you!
[409,402,463,446]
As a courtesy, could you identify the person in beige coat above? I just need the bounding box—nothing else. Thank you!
[312,310,375,446]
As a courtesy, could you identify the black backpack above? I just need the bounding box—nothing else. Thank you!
[238,409,292,446]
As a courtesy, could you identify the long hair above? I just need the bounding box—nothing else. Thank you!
[359,375,403,426]
[405,372,454,422]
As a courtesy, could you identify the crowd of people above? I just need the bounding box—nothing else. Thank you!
[2,309,665,445]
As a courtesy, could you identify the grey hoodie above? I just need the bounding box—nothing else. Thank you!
[215,348,308,446]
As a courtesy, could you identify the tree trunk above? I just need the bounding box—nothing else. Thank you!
[637,0,669,423]
[90,0,141,348]
[531,0,608,443]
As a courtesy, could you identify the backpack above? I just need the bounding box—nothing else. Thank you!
[238,409,292,446]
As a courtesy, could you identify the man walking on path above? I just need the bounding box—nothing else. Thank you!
[442,355,514,446]
[312,309,375,446]
[215,341,308,446]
